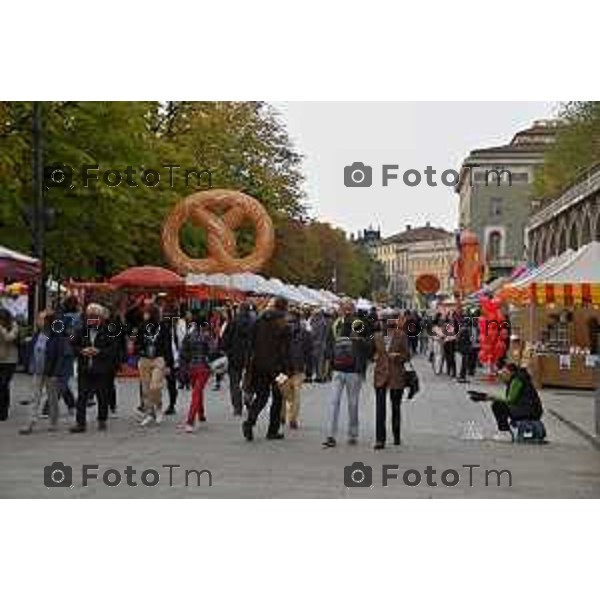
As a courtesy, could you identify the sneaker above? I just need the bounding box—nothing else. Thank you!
[266,432,285,440]
[109,408,118,418]
[199,416,206,422]
[98,421,107,431]
[139,414,155,427]
[492,431,514,443]
[155,412,163,425]
[348,437,358,446]
[70,423,86,434]
[164,406,176,416]
[19,423,34,435]
[184,423,195,434]
[373,442,385,450]
[19,399,31,406]
[322,437,336,448]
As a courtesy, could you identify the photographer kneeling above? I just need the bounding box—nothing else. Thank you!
[489,363,543,442]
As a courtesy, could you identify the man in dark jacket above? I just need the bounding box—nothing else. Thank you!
[242,297,291,441]
[70,304,119,433]
[281,308,312,429]
[222,302,256,416]
[20,310,70,434]
[322,299,372,448]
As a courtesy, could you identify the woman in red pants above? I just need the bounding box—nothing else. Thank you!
[180,321,211,433]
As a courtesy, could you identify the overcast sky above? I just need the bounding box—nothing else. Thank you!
[272,101,558,238]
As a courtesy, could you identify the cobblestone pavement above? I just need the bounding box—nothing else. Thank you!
[0,357,598,498]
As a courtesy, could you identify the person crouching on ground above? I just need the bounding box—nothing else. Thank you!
[136,304,174,427]
[372,312,410,450]
[179,320,211,433]
[490,362,543,442]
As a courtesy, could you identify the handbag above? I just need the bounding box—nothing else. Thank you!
[404,361,420,399]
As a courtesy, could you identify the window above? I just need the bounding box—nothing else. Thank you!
[487,231,502,260]
[490,197,503,217]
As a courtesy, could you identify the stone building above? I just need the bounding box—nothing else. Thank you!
[526,163,600,264]
[455,119,560,279]
[370,223,456,307]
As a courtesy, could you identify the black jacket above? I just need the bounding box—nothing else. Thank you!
[134,319,174,367]
[222,310,256,368]
[249,309,291,375]
[72,325,119,378]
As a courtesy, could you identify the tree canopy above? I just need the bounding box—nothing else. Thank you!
[535,101,600,199]
[0,101,378,297]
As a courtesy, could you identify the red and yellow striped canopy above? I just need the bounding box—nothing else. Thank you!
[498,282,600,306]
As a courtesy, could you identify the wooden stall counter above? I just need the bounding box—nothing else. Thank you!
[529,354,596,390]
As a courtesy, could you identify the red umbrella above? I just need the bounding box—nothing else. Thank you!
[109,266,184,290]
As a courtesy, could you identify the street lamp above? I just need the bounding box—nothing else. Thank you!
[32,101,46,311]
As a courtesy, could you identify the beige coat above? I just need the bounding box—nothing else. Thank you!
[0,323,19,364]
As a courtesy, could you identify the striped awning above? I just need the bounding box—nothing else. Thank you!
[528,282,600,306]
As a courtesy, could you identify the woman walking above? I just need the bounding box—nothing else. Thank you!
[180,321,212,433]
[136,304,173,426]
[0,308,19,421]
[372,312,410,449]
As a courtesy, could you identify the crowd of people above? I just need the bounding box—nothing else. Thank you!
[0,294,541,446]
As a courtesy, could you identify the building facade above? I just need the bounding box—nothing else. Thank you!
[455,119,560,279]
[370,224,456,307]
[526,163,600,264]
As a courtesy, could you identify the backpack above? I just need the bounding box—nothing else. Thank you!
[333,336,356,370]
[514,420,547,443]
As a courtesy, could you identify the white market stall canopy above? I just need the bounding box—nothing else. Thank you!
[185,272,341,307]
[533,241,600,284]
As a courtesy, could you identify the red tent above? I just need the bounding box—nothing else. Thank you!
[109,266,184,290]
[0,245,41,280]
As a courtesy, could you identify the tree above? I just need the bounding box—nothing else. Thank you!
[535,101,600,199]
[0,101,377,297]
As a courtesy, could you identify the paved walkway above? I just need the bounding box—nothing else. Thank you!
[0,358,598,498]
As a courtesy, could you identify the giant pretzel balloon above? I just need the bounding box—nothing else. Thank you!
[161,189,275,275]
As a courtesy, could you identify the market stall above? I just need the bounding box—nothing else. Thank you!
[0,245,41,281]
[500,242,600,390]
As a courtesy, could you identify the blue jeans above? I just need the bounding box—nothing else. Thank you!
[328,371,363,440]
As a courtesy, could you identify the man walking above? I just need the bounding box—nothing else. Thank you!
[70,304,118,433]
[242,297,291,441]
[222,302,255,416]
[322,298,371,448]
